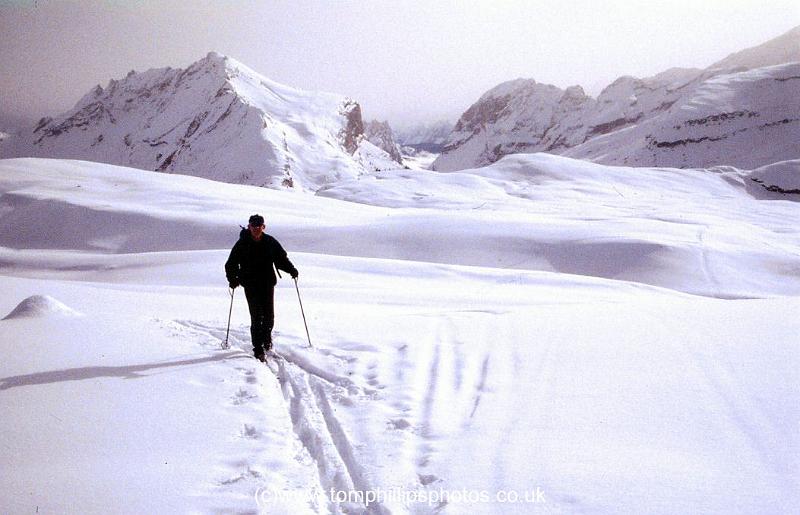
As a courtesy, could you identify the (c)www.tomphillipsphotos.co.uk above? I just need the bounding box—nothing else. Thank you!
[255,485,547,508]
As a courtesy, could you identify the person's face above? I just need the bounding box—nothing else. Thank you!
[249,223,264,239]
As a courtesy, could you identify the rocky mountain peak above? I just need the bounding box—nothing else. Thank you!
[561,85,590,104]
[434,78,589,170]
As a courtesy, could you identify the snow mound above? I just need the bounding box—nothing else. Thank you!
[2,295,83,320]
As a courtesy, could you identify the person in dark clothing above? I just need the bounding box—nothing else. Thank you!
[225,214,298,361]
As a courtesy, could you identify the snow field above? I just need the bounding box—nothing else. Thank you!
[1,155,798,513]
[3,250,798,513]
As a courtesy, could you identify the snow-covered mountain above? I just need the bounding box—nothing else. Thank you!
[363,120,403,164]
[434,26,800,171]
[0,52,376,191]
[564,62,800,168]
[394,120,453,152]
[432,80,595,171]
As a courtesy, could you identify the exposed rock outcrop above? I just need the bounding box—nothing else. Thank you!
[364,120,403,164]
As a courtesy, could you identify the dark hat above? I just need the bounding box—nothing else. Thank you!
[248,214,265,226]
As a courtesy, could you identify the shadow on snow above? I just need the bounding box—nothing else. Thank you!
[0,351,246,391]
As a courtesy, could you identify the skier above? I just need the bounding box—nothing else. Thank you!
[225,214,298,361]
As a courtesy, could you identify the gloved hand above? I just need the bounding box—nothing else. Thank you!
[228,279,239,289]
[290,268,299,279]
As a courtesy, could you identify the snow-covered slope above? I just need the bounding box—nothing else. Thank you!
[0,52,368,191]
[709,25,800,72]
[565,63,800,168]
[363,120,403,164]
[401,149,439,171]
[352,139,406,173]
[749,159,800,195]
[434,26,800,171]
[3,155,799,297]
[1,156,798,514]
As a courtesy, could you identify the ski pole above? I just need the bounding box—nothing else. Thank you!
[294,277,313,348]
[223,287,235,350]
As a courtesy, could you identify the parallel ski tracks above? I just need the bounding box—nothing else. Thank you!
[169,320,386,514]
[269,351,389,515]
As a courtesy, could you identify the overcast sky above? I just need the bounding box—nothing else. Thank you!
[1,0,799,132]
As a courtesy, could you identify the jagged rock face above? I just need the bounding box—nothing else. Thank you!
[1,52,367,191]
[339,101,364,155]
[434,26,800,171]
[364,120,403,163]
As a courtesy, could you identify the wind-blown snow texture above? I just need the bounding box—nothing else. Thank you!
[0,52,383,191]
[434,27,800,171]
[1,156,798,514]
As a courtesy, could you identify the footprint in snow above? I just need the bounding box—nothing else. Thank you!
[418,473,439,485]
[232,388,257,405]
[240,424,260,439]
[388,418,412,430]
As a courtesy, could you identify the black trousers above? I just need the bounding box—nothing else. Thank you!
[244,286,274,354]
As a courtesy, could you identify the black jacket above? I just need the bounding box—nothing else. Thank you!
[225,229,297,288]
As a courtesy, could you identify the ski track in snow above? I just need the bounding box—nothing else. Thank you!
[273,352,390,515]
[171,319,390,514]
[169,315,525,514]
[469,354,491,421]
[696,226,721,298]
